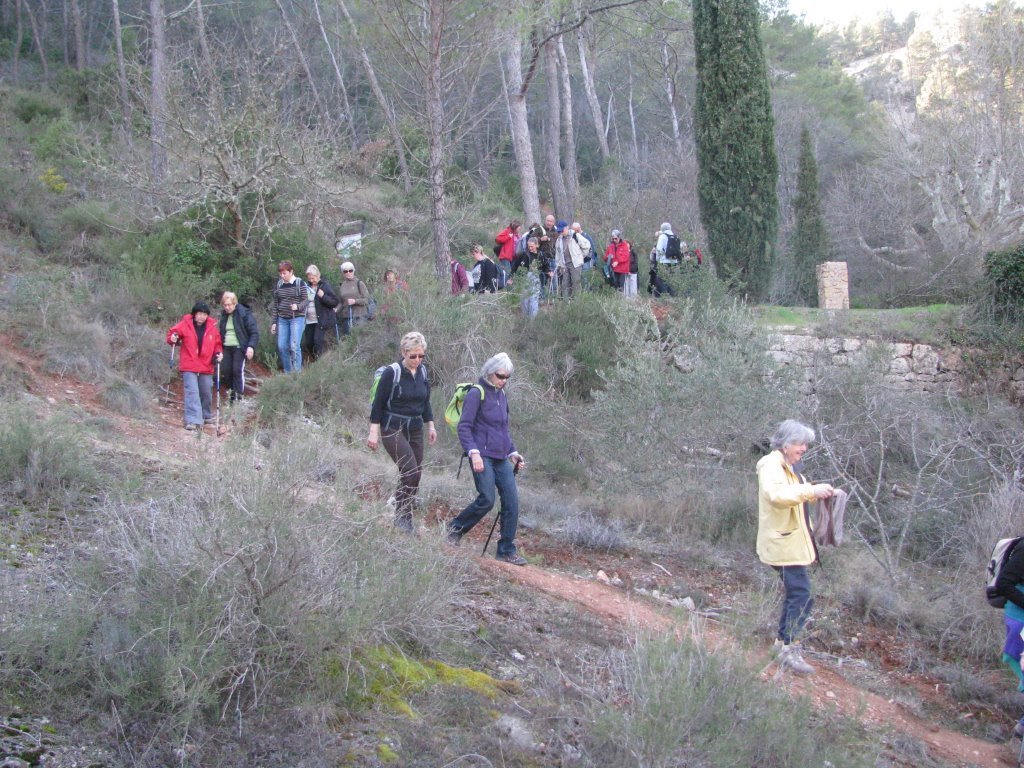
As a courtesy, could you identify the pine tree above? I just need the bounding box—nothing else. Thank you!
[791,126,830,306]
[693,0,778,300]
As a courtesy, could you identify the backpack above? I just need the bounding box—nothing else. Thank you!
[444,383,485,435]
[664,234,682,261]
[629,245,639,274]
[987,536,1024,607]
[515,233,528,258]
[370,362,402,408]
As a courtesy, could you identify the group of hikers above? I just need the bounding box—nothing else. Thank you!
[450,216,703,307]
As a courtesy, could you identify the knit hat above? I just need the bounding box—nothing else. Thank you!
[191,301,211,316]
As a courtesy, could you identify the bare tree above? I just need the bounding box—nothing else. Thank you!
[557,35,579,213]
[70,0,85,70]
[336,0,412,193]
[12,0,21,86]
[501,32,542,225]
[25,0,48,84]
[273,0,330,125]
[111,0,131,140]
[311,0,357,148]
[149,0,168,196]
[543,40,569,218]
[576,18,610,160]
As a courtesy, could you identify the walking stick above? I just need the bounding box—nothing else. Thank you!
[169,342,177,369]
[482,510,501,556]
[215,361,221,434]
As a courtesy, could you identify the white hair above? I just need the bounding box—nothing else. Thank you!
[481,352,514,378]
[769,419,816,450]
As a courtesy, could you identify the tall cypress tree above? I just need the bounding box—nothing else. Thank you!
[791,125,830,306]
[693,0,778,300]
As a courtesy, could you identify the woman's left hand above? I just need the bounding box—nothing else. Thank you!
[427,423,437,445]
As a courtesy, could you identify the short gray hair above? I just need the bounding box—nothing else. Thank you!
[400,331,426,354]
[769,419,815,451]
[660,222,672,233]
[481,352,514,379]
[527,237,539,248]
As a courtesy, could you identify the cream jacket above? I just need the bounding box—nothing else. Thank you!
[755,450,819,566]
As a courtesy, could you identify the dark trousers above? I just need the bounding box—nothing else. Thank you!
[449,457,519,557]
[773,565,813,644]
[219,346,246,401]
[381,426,425,522]
[302,320,339,361]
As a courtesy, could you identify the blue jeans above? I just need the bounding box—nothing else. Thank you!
[449,456,519,557]
[182,371,213,426]
[773,565,812,644]
[277,316,305,372]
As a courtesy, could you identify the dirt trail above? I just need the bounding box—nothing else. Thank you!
[478,557,1014,768]
[7,337,1014,768]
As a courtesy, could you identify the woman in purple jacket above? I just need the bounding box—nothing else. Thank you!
[445,353,527,565]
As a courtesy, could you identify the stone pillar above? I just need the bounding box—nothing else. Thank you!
[816,261,850,309]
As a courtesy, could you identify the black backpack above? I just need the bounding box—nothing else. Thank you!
[629,246,639,274]
[665,234,682,261]
[987,536,1024,607]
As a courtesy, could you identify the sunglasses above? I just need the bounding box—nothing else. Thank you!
[342,269,354,273]
[494,373,511,381]
[407,353,425,359]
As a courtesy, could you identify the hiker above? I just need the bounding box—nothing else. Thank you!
[495,220,521,286]
[450,253,470,295]
[471,244,498,294]
[520,242,541,319]
[167,301,223,431]
[513,222,543,276]
[539,214,558,297]
[992,542,1024,737]
[756,419,834,675]
[446,352,528,566]
[300,265,340,362]
[555,220,585,299]
[605,229,631,292]
[217,291,259,403]
[383,268,409,294]
[649,222,680,298]
[338,260,371,335]
[572,222,596,288]
[270,261,307,373]
[367,331,437,534]
[625,239,640,298]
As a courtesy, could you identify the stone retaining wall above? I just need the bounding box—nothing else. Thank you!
[767,332,1024,401]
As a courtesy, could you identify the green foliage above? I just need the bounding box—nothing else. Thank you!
[984,241,1024,316]
[31,114,76,163]
[694,0,779,300]
[10,91,62,124]
[789,126,830,306]
[0,437,464,733]
[0,409,100,511]
[590,635,876,767]
[521,292,621,401]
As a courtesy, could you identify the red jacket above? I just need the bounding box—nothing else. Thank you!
[167,313,223,374]
[495,226,518,263]
[605,240,632,275]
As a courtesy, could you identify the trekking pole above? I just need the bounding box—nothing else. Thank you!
[215,361,221,434]
[169,342,177,369]
[482,510,501,556]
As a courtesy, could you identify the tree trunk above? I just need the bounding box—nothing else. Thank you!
[425,0,452,280]
[628,61,640,189]
[501,35,541,225]
[312,0,357,148]
[662,43,685,157]
[25,0,48,83]
[556,36,579,214]
[149,0,168,198]
[62,0,70,66]
[194,0,214,82]
[543,41,568,219]
[576,22,610,160]
[70,0,85,70]
[12,0,21,86]
[273,0,330,125]
[337,0,413,193]
[111,0,130,140]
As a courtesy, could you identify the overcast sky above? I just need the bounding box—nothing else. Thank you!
[785,0,974,27]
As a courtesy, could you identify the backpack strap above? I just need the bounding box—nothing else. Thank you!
[385,361,402,411]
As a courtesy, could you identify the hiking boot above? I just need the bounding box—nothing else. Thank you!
[445,531,462,547]
[393,514,416,536]
[1014,721,1024,739]
[778,644,814,675]
[184,423,198,431]
[496,552,528,566]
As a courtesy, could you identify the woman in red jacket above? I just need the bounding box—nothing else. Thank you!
[494,220,521,286]
[604,229,631,292]
[167,301,224,431]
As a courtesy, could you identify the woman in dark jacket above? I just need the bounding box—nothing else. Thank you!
[445,352,527,565]
[367,331,437,533]
[300,264,340,362]
[218,291,259,403]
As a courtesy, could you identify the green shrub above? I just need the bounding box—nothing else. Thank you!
[31,114,75,163]
[589,634,876,767]
[11,91,62,123]
[0,436,465,739]
[0,409,99,510]
[99,375,151,418]
[985,242,1024,316]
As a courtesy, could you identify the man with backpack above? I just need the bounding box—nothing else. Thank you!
[649,222,681,297]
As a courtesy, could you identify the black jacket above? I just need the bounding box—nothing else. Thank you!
[218,303,260,351]
[995,542,1024,612]
[313,279,340,329]
[474,258,498,293]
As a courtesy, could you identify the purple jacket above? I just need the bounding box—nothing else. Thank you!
[457,377,516,460]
